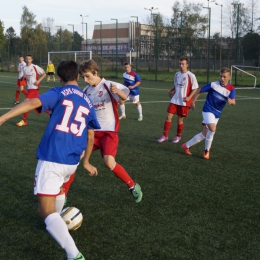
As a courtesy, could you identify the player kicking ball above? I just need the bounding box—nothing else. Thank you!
[182,67,236,160]
[0,61,101,260]
[79,59,143,203]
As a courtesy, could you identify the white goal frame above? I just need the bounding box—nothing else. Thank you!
[47,51,92,64]
[231,65,258,89]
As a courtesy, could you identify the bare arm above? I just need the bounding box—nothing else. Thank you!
[110,84,127,101]
[36,73,46,86]
[168,86,175,98]
[128,81,141,90]
[82,129,98,176]
[190,88,202,110]
[0,98,42,126]
[227,98,236,105]
[183,88,198,102]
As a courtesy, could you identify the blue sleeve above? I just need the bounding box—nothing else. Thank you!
[87,106,101,130]
[39,88,59,112]
[135,73,141,82]
[201,83,212,93]
[229,88,236,99]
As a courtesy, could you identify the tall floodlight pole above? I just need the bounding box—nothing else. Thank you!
[232,3,241,87]
[178,11,183,56]
[55,26,62,52]
[111,18,118,78]
[215,2,223,69]
[95,21,102,75]
[203,6,211,83]
[152,13,159,81]
[144,7,158,70]
[80,15,88,39]
[68,24,74,51]
[82,22,88,50]
[131,16,139,72]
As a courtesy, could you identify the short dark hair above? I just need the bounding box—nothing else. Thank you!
[19,55,24,58]
[79,59,98,75]
[57,61,79,82]
[124,62,131,66]
[179,56,189,64]
[26,54,33,58]
[220,67,231,74]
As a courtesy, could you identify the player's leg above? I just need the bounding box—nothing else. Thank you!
[101,132,142,203]
[15,81,20,104]
[133,95,143,121]
[158,103,175,143]
[52,74,56,83]
[47,73,50,83]
[119,99,126,119]
[35,160,83,259]
[173,115,184,143]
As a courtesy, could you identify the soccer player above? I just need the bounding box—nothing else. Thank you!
[119,62,143,121]
[16,54,46,127]
[157,56,199,143]
[182,67,236,160]
[14,55,27,105]
[79,59,143,203]
[0,60,100,260]
[46,60,56,83]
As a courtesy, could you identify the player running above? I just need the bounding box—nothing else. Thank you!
[182,67,236,160]
[79,59,143,203]
[0,60,100,260]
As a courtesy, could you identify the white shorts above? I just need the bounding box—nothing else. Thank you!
[34,160,78,196]
[127,94,140,104]
[202,112,219,125]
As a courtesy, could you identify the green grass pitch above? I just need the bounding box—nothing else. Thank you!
[0,72,260,259]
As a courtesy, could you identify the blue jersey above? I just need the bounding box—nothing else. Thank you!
[201,81,236,118]
[123,71,141,96]
[36,85,100,165]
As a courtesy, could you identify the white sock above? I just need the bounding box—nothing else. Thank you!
[205,130,215,151]
[120,104,125,116]
[45,212,79,259]
[137,104,142,117]
[186,132,205,148]
[55,193,65,214]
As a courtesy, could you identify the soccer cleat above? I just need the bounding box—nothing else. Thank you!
[68,252,85,260]
[203,150,210,160]
[119,115,126,120]
[172,136,181,143]
[138,115,143,121]
[182,143,192,156]
[14,101,20,105]
[16,120,27,127]
[157,135,168,143]
[130,183,143,203]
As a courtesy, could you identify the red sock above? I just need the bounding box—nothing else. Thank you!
[112,163,135,188]
[15,91,20,102]
[23,112,29,123]
[163,121,172,137]
[21,89,28,96]
[177,123,184,136]
[63,172,76,196]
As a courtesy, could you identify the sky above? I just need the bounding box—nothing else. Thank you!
[0,0,227,39]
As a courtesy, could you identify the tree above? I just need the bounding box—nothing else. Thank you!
[73,31,83,51]
[0,20,5,48]
[241,32,260,60]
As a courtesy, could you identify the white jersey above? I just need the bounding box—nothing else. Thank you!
[170,71,199,106]
[23,64,45,89]
[18,61,26,79]
[83,78,129,132]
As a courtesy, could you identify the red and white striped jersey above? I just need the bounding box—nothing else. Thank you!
[83,78,129,132]
[170,71,199,107]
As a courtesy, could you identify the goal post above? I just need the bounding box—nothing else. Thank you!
[231,65,259,89]
[47,51,92,67]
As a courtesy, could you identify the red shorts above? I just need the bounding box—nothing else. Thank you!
[167,103,190,117]
[26,89,39,99]
[17,78,27,87]
[93,131,118,157]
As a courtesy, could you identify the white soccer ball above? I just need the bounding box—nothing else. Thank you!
[61,207,83,231]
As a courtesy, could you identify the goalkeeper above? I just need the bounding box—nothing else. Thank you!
[46,60,56,83]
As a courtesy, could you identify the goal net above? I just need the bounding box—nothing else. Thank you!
[47,51,92,68]
[231,65,260,89]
